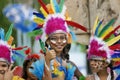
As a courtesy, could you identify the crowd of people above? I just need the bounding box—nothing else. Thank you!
[0,0,120,80]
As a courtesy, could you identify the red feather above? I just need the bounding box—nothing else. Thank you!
[109,44,120,50]
[103,25,120,40]
[27,54,40,59]
[25,48,31,55]
[38,0,49,14]
[66,20,87,32]
[12,46,27,50]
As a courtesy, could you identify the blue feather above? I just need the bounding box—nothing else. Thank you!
[29,58,45,80]
[12,50,25,58]
[65,63,76,80]
[116,75,120,80]
[111,53,120,58]
[95,20,103,36]
[33,12,45,19]
[113,65,120,70]
[53,0,60,13]
[0,28,5,40]
[70,31,77,41]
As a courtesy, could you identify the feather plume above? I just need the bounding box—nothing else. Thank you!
[29,58,45,80]
[109,44,120,50]
[101,26,113,39]
[98,19,115,37]
[0,42,11,63]
[92,16,99,35]
[94,20,103,36]
[25,48,31,55]
[33,12,45,19]
[5,24,13,41]
[65,63,76,80]
[66,20,87,32]
[38,0,49,14]
[12,46,27,50]
[27,29,43,37]
[0,28,5,40]
[52,0,60,13]
[106,35,120,46]
[59,0,64,12]
[103,25,120,40]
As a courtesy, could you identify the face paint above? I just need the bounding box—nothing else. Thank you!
[49,34,67,44]
[90,59,106,73]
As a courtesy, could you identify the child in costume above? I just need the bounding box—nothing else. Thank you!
[22,48,52,80]
[86,17,120,80]
[0,24,25,80]
[31,0,87,80]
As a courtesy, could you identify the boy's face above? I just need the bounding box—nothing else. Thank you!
[27,60,38,80]
[89,59,108,73]
[0,61,9,74]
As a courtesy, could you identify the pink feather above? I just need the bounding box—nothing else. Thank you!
[0,45,11,63]
[45,17,67,35]
[88,39,107,59]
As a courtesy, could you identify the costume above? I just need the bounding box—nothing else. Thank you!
[22,48,45,80]
[0,24,25,80]
[111,33,120,80]
[30,0,87,80]
[87,17,120,80]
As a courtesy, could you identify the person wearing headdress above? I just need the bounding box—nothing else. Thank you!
[22,48,52,80]
[0,24,24,80]
[30,0,87,80]
[86,17,120,80]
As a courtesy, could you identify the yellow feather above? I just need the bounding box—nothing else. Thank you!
[34,17,44,25]
[112,58,120,61]
[107,35,120,46]
[92,16,99,35]
[40,7,48,17]
[101,26,113,39]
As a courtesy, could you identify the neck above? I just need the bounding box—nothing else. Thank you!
[56,51,61,57]
[97,68,109,79]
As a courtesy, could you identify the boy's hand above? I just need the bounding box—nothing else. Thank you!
[4,64,17,80]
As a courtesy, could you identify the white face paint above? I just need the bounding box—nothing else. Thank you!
[50,39,67,44]
[49,33,67,44]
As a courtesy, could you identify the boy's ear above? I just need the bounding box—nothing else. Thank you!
[46,39,50,45]
[104,62,109,67]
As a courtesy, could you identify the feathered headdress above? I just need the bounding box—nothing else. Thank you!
[0,24,27,64]
[88,17,120,63]
[24,47,45,80]
[29,0,86,41]
[27,0,87,53]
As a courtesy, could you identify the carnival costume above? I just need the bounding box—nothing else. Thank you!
[0,24,25,80]
[88,17,120,80]
[28,0,87,80]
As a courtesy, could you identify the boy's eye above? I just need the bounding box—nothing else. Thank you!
[29,66,34,69]
[2,64,8,67]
